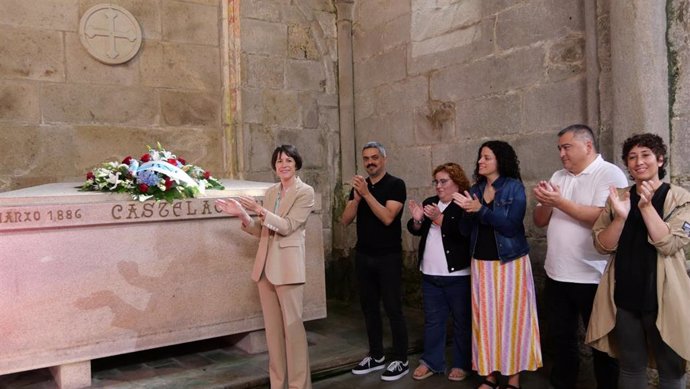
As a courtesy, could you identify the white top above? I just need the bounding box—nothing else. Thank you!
[544,155,628,283]
[421,201,471,276]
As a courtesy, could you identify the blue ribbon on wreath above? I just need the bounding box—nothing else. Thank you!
[137,161,201,191]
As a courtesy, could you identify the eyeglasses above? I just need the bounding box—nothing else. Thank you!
[432,178,451,186]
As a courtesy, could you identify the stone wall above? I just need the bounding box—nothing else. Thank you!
[0,0,225,191]
[0,0,340,262]
[669,0,690,288]
[328,0,589,303]
[234,0,339,259]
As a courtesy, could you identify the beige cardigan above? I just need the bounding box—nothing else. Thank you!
[586,184,690,362]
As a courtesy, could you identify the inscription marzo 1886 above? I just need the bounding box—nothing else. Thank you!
[0,207,83,224]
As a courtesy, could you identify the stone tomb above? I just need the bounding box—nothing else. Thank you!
[0,180,326,388]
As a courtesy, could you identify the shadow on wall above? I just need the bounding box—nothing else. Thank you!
[325,250,357,303]
[325,249,422,309]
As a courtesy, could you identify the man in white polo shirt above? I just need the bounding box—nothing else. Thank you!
[533,124,628,389]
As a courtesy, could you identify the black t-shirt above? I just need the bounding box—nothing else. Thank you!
[474,201,500,260]
[349,173,406,255]
[614,183,670,312]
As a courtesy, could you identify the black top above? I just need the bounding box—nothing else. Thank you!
[406,196,471,273]
[350,172,406,255]
[614,183,670,312]
[473,201,499,261]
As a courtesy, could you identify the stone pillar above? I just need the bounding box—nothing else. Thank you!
[335,0,356,184]
[609,1,670,148]
[584,0,600,130]
[223,0,242,179]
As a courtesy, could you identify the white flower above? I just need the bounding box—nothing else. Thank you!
[106,171,122,190]
[135,193,154,202]
[95,167,110,178]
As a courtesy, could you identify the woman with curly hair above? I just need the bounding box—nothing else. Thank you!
[587,133,690,389]
[407,162,472,382]
[453,141,542,389]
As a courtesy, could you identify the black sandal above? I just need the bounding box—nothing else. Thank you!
[476,379,499,389]
[502,385,520,389]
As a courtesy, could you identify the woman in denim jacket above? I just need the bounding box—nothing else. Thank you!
[453,140,542,389]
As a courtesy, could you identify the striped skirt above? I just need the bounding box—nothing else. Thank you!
[471,256,542,376]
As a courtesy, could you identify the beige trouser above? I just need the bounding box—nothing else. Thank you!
[257,275,312,389]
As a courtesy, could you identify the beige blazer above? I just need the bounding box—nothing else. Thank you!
[241,177,315,285]
[586,184,690,362]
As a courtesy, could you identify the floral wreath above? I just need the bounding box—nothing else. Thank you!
[80,143,224,202]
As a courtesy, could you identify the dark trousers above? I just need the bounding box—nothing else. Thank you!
[420,274,471,372]
[545,278,619,389]
[615,308,687,389]
[355,251,408,362]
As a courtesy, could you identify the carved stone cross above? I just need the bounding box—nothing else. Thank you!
[79,4,142,65]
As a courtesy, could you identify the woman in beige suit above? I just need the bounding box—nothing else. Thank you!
[216,144,315,389]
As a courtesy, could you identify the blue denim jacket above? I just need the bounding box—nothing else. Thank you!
[461,176,530,263]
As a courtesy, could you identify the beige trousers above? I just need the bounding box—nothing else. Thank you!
[257,275,312,389]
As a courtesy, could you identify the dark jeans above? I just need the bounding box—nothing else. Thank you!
[545,278,619,389]
[615,308,687,389]
[419,274,471,373]
[355,251,408,362]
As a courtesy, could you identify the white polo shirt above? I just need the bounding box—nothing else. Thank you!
[544,155,628,284]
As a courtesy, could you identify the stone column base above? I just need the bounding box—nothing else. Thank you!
[49,361,91,389]
[234,330,268,354]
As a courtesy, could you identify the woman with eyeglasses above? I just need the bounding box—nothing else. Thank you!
[407,162,473,382]
[453,141,542,389]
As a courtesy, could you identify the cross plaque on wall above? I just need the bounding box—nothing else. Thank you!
[79,4,143,65]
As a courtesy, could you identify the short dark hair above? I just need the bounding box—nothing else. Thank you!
[362,141,386,157]
[621,133,667,179]
[433,162,470,193]
[271,144,303,171]
[558,124,596,150]
[473,140,522,183]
